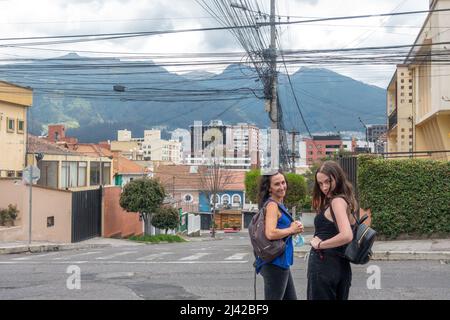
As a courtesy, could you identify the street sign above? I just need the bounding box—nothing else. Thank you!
[23,165,40,184]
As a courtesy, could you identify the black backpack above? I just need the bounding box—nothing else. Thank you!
[330,205,376,265]
[248,201,287,263]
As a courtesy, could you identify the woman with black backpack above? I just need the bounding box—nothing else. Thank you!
[254,170,304,300]
[307,161,357,300]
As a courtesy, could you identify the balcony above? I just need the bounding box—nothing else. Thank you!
[388,108,398,131]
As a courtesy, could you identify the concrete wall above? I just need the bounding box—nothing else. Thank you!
[0,179,72,243]
[103,186,143,238]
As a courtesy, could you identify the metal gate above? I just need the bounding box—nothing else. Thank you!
[337,156,359,200]
[243,212,256,229]
[72,188,102,242]
[200,213,212,230]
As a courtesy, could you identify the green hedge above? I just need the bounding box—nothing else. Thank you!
[358,155,450,239]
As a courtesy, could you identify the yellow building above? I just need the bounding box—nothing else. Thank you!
[386,66,414,153]
[0,81,33,178]
[387,0,450,160]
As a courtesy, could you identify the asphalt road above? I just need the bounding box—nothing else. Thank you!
[0,232,449,300]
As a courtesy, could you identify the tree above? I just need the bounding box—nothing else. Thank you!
[284,173,308,213]
[244,169,260,204]
[151,206,180,234]
[303,161,321,196]
[119,178,166,235]
[199,159,233,238]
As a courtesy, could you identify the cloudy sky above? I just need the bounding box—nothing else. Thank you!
[0,0,431,87]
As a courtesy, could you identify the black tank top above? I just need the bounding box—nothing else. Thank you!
[313,207,346,255]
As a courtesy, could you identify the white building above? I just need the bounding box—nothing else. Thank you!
[171,128,191,163]
[189,120,260,169]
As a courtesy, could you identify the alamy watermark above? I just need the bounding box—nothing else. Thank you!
[366,265,381,290]
[66,265,81,290]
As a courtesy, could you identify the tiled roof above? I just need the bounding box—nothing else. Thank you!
[68,144,113,157]
[154,165,245,191]
[114,156,146,175]
[27,135,79,156]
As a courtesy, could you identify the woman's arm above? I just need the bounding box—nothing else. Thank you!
[311,198,353,249]
[265,202,302,240]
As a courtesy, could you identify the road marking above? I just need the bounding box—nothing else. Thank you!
[12,252,61,261]
[136,252,173,261]
[225,253,249,260]
[179,253,210,261]
[53,251,101,260]
[96,251,138,260]
[0,260,248,265]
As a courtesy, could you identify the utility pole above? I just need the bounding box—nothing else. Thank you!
[358,117,369,153]
[266,0,279,170]
[289,130,299,173]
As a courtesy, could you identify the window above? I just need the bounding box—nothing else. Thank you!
[7,118,15,133]
[7,170,15,177]
[401,128,405,132]
[184,194,193,203]
[232,194,241,206]
[17,120,24,134]
[222,194,230,206]
[61,161,83,188]
[210,194,220,206]
[47,216,55,228]
[102,162,111,185]
[409,79,412,83]
[401,79,404,83]
[37,161,58,189]
[78,162,87,187]
[409,99,413,103]
[90,162,100,186]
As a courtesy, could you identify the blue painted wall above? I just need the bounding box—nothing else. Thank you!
[199,191,244,212]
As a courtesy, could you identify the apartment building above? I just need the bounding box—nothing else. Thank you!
[0,81,32,178]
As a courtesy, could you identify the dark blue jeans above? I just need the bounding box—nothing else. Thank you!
[260,263,297,300]
[307,249,352,300]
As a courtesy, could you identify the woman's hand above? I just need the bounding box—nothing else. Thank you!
[289,221,303,235]
[310,236,323,249]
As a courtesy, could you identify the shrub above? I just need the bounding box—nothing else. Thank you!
[151,206,180,234]
[0,205,19,227]
[358,156,450,239]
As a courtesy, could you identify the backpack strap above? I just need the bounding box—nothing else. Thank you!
[329,200,359,232]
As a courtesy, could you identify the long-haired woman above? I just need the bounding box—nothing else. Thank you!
[307,161,357,300]
[254,170,304,300]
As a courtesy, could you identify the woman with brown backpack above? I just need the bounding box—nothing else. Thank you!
[253,170,304,300]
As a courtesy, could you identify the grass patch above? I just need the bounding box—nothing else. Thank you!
[128,234,186,243]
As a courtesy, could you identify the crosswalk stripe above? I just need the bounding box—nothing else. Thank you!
[53,251,101,260]
[179,253,210,261]
[225,253,249,260]
[96,251,138,260]
[136,252,173,261]
[12,252,61,261]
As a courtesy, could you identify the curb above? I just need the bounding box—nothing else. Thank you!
[181,236,224,242]
[0,243,112,255]
[294,247,450,261]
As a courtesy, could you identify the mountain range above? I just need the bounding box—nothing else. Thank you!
[0,53,387,142]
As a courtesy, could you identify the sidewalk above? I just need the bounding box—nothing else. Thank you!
[294,235,450,261]
[0,237,145,255]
